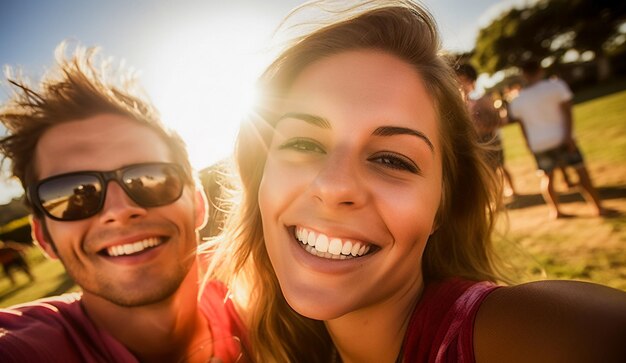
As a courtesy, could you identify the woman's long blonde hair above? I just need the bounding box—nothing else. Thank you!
[208,1,506,361]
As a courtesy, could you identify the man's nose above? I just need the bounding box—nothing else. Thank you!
[98,181,147,224]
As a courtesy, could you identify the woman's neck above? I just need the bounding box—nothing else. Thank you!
[326,280,424,363]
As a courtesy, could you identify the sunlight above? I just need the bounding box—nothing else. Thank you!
[140,15,271,171]
[0,169,22,204]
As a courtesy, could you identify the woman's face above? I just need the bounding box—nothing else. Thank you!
[258,50,442,320]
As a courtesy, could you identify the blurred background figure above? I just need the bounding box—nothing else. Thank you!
[509,59,612,219]
[0,240,34,285]
[455,62,517,199]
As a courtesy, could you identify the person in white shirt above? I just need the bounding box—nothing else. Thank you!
[509,60,610,219]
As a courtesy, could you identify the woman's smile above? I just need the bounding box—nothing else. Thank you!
[294,226,375,259]
[258,49,441,321]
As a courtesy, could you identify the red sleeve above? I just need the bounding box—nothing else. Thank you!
[199,280,251,363]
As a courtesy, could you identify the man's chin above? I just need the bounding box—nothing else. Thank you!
[86,276,186,308]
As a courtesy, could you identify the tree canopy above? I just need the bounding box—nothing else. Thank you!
[472,0,626,76]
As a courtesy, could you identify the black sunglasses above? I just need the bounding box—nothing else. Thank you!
[29,162,186,221]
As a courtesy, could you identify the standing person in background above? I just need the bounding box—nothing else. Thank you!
[209,1,626,362]
[0,43,248,362]
[509,59,611,219]
[503,81,577,192]
[0,239,35,285]
[455,63,517,199]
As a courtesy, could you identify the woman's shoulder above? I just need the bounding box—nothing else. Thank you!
[474,280,626,363]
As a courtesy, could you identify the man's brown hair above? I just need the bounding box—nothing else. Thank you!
[0,43,193,215]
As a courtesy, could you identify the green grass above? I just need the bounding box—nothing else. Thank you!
[496,225,626,290]
[495,89,626,291]
[501,90,626,166]
[0,248,78,307]
[572,91,626,164]
[2,89,626,307]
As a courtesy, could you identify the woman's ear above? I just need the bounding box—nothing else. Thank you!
[31,216,59,259]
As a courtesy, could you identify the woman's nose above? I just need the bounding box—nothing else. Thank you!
[309,151,367,208]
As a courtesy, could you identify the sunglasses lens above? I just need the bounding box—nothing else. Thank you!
[37,175,103,220]
[122,164,184,207]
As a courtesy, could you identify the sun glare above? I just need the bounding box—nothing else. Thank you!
[140,15,271,171]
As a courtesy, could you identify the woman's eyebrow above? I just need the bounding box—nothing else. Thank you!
[372,126,434,153]
[274,115,434,153]
[276,112,331,129]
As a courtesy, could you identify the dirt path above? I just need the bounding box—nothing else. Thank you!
[494,161,626,290]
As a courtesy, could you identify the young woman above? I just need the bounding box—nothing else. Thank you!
[209,1,626,362]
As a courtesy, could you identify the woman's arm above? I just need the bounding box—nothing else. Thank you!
[474,280,626,363]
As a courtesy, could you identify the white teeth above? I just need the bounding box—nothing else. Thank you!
[106,237,162,257]
[304,245,317,256]
[315,234,329,253]
[296,227,306,243]
[341,240,353,255]
[328,238,342,255]
[351,242,361,256]
[295,227,373,260]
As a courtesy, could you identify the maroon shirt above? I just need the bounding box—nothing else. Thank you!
[402,278,501,362]
[0,280,248,362]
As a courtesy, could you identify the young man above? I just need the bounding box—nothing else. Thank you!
[509,60,610,219]
[0,44,247,362]
[455,63,517,198]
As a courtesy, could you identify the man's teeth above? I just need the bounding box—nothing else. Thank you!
[106,237,162,257]
[295,227,371,259]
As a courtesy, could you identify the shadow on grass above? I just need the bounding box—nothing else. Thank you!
[0,272,76,302]
[44,272,76,297]
[506,184,626,210]
[0,280,32,302]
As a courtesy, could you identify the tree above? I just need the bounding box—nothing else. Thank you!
[473,0,626,79]
[562,0,626,79]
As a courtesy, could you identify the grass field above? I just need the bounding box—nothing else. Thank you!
[495,89,626,290]
[1,89,625,308]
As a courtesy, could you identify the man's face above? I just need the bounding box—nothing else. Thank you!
[32,114,202,307]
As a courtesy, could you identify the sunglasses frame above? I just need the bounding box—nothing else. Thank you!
[28,162,186,221]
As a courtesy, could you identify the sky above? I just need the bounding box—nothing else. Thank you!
[0,0,530,204]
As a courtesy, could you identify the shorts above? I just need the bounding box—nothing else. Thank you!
[533,144,584,174]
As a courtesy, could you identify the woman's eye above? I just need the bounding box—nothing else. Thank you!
[278,138,325,153]
[370,153,419,174]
